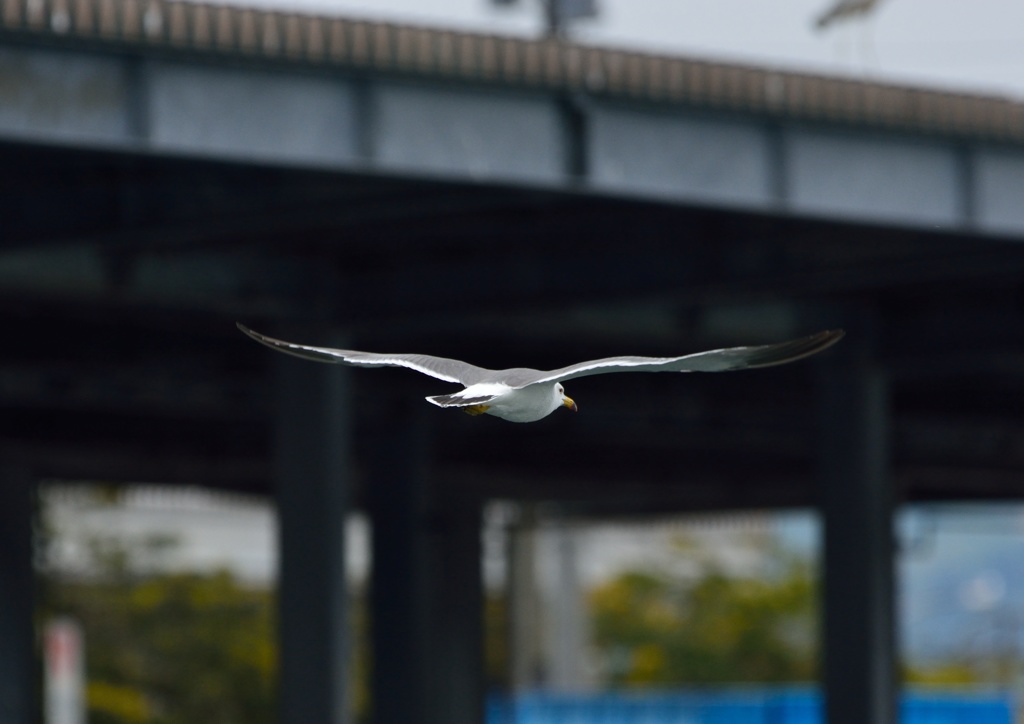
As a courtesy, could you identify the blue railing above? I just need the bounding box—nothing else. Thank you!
[487,689,1014,724]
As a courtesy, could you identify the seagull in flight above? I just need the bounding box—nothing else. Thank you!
[238,324,843,424]
[815,0,881,29]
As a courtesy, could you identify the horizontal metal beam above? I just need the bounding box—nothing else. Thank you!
[0,441,267,489]
[2,41,1024,239]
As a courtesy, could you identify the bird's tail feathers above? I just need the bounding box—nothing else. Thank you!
[426,392,500,408]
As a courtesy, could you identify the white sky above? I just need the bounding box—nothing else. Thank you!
[223,0,1024,100]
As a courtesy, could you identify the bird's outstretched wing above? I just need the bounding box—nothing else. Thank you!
[524,329,844,387]
[236,324,491,386]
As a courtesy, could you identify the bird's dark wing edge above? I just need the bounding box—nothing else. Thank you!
[525,329,845,386]
[236,323,491,385]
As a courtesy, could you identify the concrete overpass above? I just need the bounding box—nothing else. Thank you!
[3,1,1024,723]
[2,0,1024,233]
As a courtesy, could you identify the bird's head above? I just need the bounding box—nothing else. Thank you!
[555,383,578,413]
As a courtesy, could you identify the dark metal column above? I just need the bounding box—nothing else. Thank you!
[368,411,431,724]
[817,333,895,724]
[425,497,484,724]
[0,462,35,724]
[275,349,351,724]
[369,412,485,724]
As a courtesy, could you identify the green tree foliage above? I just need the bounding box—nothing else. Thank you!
[904,663,979,686]
[589,551,817,686]
[41,537,276,724]
[484,593,511,690]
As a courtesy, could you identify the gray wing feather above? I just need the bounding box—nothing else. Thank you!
[523,330,844,387]
[237,324,491,385]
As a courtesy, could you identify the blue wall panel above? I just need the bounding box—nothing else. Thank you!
[975,147,1024,236]
[788,130,961,227]
[0,47,132,144]
[489,690,1013,724]
[148,62,361,166]
[589,106,772,207]
[374,83,564,182]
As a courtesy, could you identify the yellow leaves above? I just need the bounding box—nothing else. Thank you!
[46,569,277,724]
[87,681,150,723]
[628,644,667,684]
[589,577,643,619]
[588,562,817,686]
[904,664,979,686]
[128,580,166,612]
[227,632,277,684]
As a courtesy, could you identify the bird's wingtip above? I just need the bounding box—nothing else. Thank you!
[238,322,282,343]
[806,329,845,356]
[822,328,845,345]
[236,322,263,342]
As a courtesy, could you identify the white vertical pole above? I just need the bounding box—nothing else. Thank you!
[508,505,544,691]
[547,520,590,691]
[44,618,85,724]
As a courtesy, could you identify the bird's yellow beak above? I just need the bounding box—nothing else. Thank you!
[563,395,578,412]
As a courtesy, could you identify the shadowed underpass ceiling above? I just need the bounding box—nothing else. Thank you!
[4,141,1024,513]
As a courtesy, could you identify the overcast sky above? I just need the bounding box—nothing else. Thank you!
[226,0,1024,99]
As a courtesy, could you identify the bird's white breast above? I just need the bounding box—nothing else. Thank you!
[482,384,561,423]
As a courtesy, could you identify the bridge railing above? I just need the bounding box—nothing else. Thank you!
[2,0,1024,144]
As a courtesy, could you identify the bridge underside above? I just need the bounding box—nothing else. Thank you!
[2,139,1023,509]
[3,139,1024,724]
[3,6,1024,724]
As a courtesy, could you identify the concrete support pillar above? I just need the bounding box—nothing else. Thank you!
[817,333,895,724]
[275,350,351,724]
[546,520,590,692]
[0,462,35,724]
[508,505,544,691]
[368,413,484,724]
